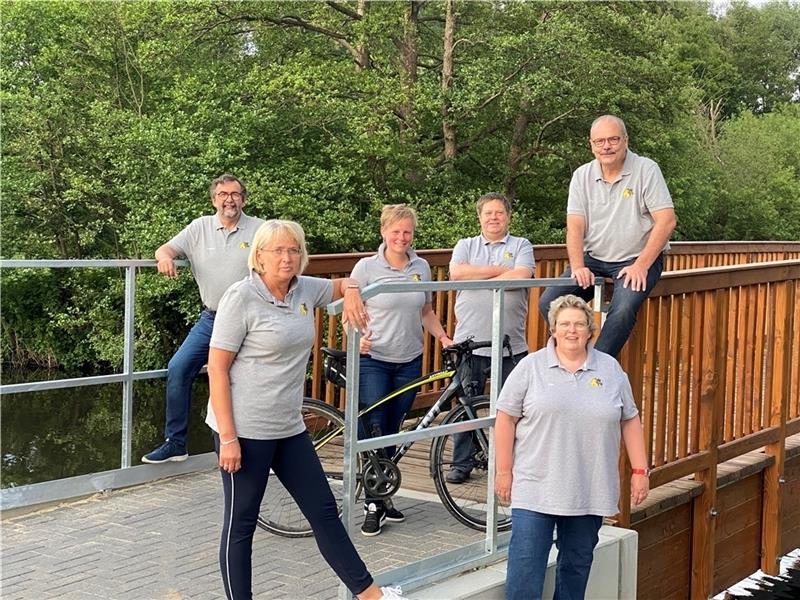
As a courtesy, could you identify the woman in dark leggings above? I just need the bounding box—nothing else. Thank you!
[206,220,406,600]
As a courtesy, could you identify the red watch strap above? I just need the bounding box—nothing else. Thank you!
[632,468,650,476]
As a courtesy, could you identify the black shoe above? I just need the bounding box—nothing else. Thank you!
[361,503,386,537]
[384,505,405,523]
[446,469,470,484]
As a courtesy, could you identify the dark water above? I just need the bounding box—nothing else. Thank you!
[1,372,214,487]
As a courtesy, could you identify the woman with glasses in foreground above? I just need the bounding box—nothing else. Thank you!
[206,220,406,600]
[494,294,649,600]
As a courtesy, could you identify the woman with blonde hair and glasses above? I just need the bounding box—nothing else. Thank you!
[206,219,407,600]
[494,294,649,600]
[350,204,453,537]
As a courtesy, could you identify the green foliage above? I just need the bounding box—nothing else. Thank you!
[2,0,798,372]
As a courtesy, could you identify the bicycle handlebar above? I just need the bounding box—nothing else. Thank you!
[442,335,514,358]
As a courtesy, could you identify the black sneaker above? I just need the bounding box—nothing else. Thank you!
[445,468,470,484]
[361,503,386,537]
[141,440,188,464]
[384,505,405,523]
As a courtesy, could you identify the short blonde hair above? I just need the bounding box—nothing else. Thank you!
[547,294,597,336]
[380,204,418,230]
[248,220,310,274]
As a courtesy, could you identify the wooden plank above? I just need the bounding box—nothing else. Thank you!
[650,261,800,297]
[643,297,659,463]
[667,295,680,462]
[634,501,691,550]
[690,289,726,599]
[752,283,767,432]
[690,292,704,454]
[735,286,747,440]
[718,427,781,463]
[678,294,692,458]
[655,297,669,466]
[713,524,761,593]
[743,285,756,435]
[723,288,737,442]
[761,280,793,575]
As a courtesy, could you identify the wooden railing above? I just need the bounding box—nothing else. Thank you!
[304,241,800,408]
[303,241,800,596]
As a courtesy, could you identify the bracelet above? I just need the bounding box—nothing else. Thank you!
[631,467,650,477]
[345,283,360,291]
[220,437,239,446]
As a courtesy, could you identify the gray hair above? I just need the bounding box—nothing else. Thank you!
[590,115,628,139]
[476,192,512,216]
[547,294,597,336]
[209,173,247,200]
[249,220,310,273]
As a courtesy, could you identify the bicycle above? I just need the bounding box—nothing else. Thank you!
[257,336,517,538]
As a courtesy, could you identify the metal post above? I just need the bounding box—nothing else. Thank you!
[485,288,505,554]
[121,266,136,468]
[339,323,362,600]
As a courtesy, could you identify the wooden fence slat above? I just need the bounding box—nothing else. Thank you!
[735,286,747,440]
[667,295,681,462]
[678,294,692,458]
[655,296,670,466]
[752,284,767,432]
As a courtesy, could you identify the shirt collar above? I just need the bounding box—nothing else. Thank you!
[591,149,637,182]
[376,242,419,269]
[249,270,298,305]
[545,336,598,372]
[214,212,248,231]
[480,233,510,246]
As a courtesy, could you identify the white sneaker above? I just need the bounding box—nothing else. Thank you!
[379,585,408,599]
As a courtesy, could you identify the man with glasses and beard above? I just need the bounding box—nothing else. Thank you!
[143,174,265,464]
[538,115,676,358]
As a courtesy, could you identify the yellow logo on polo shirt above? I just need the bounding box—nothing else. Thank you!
[410,273,421,281]
[622,188,634,199]
[590,377,603,388]
[239,241,250,249]
[299,303,308,315]
[503,250,514,260]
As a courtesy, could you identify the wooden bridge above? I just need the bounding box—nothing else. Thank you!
[301,241,800,599]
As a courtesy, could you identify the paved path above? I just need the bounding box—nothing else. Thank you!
[2,470,484,599]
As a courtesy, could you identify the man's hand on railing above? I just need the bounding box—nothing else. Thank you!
[156,257,178,278]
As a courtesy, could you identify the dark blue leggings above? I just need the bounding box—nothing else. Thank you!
[214,431,374,599]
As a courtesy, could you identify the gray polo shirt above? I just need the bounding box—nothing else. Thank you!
[205,272,333,440]
[496,338,639,516]
[568,150,673,262]
[451,234,534,357]
[350,244,432,363]
[168,212,265,311]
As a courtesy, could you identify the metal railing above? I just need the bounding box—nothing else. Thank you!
[326,277,603,597]
[0,259,220,511]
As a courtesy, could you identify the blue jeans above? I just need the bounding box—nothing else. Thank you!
[450,352,527,473]
[215,432,373,598]
[506,509,602,600]
[538,253,664,358]
[164,310,215,448]
[358,354,422,506]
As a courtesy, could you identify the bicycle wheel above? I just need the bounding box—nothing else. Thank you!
[257,398,362,537]
[431,396,512,532]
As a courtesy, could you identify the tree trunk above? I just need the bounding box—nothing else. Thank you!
[504,97,531,202]
[441,0,456,163]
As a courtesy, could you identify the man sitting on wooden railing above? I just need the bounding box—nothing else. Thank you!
[538,115,677,357]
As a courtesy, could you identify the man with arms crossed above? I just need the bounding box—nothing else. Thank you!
[538,115,676,358]
[143,174,265,463]
[447,192,534,484]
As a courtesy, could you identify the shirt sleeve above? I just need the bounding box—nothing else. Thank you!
[641,162,674,213]
[210,286,248,352]
[617,364,639,420]
[422,260,433,304]
[307,277,334,309]
[514,238,535,272]
[350,258,369,288]
[566,170,587,217]
[496,356,532,418]
[166,220,196,259]
[450,238,469,266]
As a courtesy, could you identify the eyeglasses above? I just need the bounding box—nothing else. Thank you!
[260,247,302,257]
[215,191,243,201]
[590,136,624,148]
[555,321,590,331]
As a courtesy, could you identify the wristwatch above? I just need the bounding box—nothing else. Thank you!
[631,467,651,477]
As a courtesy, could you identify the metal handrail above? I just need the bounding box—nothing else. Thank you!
[326,277,604,596]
